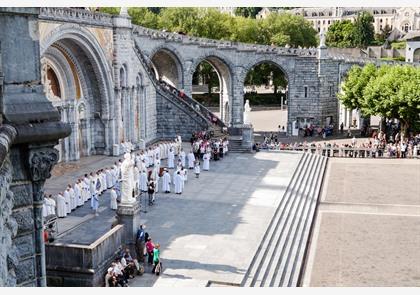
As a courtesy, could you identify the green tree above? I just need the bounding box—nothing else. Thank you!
[374,24,392,45]
[128,7,159,28]
[259,13,317,47]
[97,7,120,15]
[157,7,201,33]
[245,63,287,94]
[363,65,420,135]
[353,11,375,48]
[234,7,262,18]
[338,63,378,110]
[326,20,355,48]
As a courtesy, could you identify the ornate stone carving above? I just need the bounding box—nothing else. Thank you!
[28,148,59,182]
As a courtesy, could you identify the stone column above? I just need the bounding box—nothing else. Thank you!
[28,145,59,287]
[116,201,141,253]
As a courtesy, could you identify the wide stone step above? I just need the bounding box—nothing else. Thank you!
[241,153,328,287]
[241,153,310,287]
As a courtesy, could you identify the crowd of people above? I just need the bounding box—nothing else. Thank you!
[255,130,420,159]
[42,130,230,284]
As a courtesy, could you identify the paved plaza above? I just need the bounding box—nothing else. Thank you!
[45,145,303,286]
[302,158,420,287]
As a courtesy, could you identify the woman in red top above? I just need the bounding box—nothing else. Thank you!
[145,237,155,265]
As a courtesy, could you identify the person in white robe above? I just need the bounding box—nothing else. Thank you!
[203,152,210,171]
[111,165,118,187]
[83,175,90,202]
[110,188,118,210]
[89,173,96,208]
[152,165,160,193]
[139,170,148,193]
[42,198,48,218]
[47,194,56,216]
[106,168,113,189]
[179,149,186,167]
[69,185,76,210]
[167,147,175,169]
[187,151,195,169]
[63,188,71,214]
[133,166,140,196]
[75,181,83,207]
[179,167,186,190]
[100,171,107,194]
[174,171,183,194]
[92,193,99,215]
[194,160,201,178]
[56,192,67,218]
[162,169,171,193]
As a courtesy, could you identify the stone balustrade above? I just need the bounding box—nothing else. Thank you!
[39,7,113,27]
[133,25,318,57]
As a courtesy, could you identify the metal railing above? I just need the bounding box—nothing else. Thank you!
[265,146,419,159]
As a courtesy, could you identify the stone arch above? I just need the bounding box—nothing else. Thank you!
[40,23,114,159]
[414,48,420,63]
[240,57,292,131]
[149,45,184,88]
[188,52,235,125]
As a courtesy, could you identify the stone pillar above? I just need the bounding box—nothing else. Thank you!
[116,202,141,253]
[28,146,59,287]
[241,126,254,152]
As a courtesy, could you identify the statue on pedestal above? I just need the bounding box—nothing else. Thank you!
[120,153,135,203]
[243,99,252,125]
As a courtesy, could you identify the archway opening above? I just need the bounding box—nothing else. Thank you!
[414,48,420,63]
[191,57,232,125]
[41,32,111,161]
[150,49,183,88]
[243,62,288,133]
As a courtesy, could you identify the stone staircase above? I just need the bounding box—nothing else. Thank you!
[132,42,227,135]
[241,152,328,287]
[228,138,252,153]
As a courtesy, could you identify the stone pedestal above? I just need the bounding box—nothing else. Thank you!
[241,125,254,152]
[116,201,140,253]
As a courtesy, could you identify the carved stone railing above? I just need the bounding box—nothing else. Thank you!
[133,44,210,129]
[327,53,409,66]
[133,44,227,131]
[133,25,318,57]
[39,7,113,27]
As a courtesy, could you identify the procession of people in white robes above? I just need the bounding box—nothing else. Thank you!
[43,134,229,223]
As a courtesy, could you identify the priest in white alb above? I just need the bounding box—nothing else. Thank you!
[162,169,171,193]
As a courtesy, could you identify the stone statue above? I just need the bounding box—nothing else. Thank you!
[243,99,252,125]
[120,7,128,16]
[120,152,135,203]
[319,30,326,48]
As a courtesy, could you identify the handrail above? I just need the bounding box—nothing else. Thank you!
[132,44,210,128]
[159,80,226,129]
[132,43,226,130]
[264,146,419,159]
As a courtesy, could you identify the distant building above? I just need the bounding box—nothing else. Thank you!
[257,7,420,37]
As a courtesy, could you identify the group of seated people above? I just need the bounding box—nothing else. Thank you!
[105,248,141,287]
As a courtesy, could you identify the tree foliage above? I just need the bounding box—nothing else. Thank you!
[326,11,376,48]
[234,7,262,18]
[326,20,355,48]
[353,11,375,48]
[339,64,420,134]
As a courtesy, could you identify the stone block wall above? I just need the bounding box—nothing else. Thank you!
[155,90,209,140]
